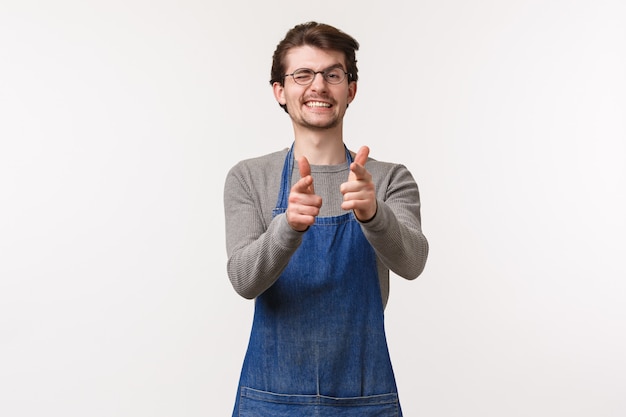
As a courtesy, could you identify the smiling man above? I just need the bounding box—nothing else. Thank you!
[224,21,429,417]
[275,46,354,135]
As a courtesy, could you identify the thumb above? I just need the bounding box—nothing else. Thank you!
[297,155,315,194]
[298,156,311,179]
[353,146,370,167]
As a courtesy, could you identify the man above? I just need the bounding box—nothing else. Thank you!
[224,21,428,417]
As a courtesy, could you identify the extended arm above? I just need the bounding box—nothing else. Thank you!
[345,158,428,279]
[224,168,300,299]
[224,157,322,299]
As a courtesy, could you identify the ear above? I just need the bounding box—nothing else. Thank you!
[273,82,286,105]
[347,81,357,104]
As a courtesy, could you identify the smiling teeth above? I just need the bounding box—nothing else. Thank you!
[307,101,331,108]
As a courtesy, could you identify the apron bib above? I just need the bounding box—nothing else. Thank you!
[232,145,402,417]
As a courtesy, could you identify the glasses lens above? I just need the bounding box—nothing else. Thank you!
[324,68,345,84]
[292,69,315,85]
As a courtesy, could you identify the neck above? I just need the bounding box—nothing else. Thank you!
[293,135,345,165]
[292,126,346,165]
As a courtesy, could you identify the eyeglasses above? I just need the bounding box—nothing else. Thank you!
[283,67,351,85]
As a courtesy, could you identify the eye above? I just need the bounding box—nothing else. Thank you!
[293,69,314,82]
[324,68,345,83]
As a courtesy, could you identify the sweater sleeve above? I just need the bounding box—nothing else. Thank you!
[359,163,429,280]
[223,162,304,299]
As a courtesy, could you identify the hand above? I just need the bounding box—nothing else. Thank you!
[340,146,377,221]
[286,156,322,231]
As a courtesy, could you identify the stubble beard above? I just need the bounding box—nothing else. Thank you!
[291,105,343,132]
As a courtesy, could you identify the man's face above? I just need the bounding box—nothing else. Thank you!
[273,45,356,131]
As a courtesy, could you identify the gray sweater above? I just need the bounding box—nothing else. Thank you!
[224,147,429,308]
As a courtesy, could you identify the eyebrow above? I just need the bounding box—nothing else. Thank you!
[321,64,345,71]
[293,63,345,72]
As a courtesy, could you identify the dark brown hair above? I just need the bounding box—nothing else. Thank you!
[270,21,360,88]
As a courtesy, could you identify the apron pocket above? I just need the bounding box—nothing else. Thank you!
[239,386,400,417]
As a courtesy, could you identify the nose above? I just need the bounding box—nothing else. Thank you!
[309,71,328,91]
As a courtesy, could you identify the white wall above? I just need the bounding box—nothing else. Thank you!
[1,1,624,416]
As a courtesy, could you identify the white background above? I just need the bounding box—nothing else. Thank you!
[1,1,625,416]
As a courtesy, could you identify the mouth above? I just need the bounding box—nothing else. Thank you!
[305,101,332,108]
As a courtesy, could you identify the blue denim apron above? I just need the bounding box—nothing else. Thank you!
[232,145,402,417]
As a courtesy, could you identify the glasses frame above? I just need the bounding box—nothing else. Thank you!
[283,67,352,86]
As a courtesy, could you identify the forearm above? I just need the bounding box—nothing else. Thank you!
[226,213,303,299]
[359,199,428,279]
